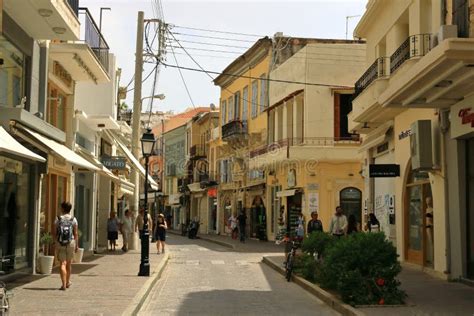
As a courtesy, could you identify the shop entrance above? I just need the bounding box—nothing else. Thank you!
[405,168,433,267]
[250,196,266,240]
[286,192,302,238]
[340,187,362,229]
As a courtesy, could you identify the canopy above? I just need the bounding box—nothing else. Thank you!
[0,126,45,162]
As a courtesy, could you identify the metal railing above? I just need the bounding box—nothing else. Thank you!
[66,0,79,16]
[190,144,207,158]
[354,57,389,98]
[249,136,361,158]
[222,119,248,140]
[78,8,109,72]
[390,34,431,74]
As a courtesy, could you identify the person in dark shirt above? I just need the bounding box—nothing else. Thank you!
[307,211,323,235]
[347,214,358,235]
[237,210,247,243]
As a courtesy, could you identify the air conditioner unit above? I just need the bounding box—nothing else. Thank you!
[438,24,458,43]
[410,120,433,170]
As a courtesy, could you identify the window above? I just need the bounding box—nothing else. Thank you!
[47,83,67,132]
[242,86,249,122]
[259,73,267,112]
[0,35,26,107]
[227,96,234,122]
[251,80,258,118]
[234,91,241,120]
[221,100,227,125]
[334,93,356,140]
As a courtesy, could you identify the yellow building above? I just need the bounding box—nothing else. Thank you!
[350,0,474,280]
[214,37,272,238]
[250,38,367,240]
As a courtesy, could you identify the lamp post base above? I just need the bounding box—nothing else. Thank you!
[138,262,150,276]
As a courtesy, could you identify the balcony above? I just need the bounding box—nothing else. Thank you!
[190,144,207,160]
[354,57,389,99]
[48,7,110,84]
[379,36,474,109]
[3,0,80,41]
[222,120,247,141]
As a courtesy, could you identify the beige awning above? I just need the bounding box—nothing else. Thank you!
[119,176,135,196]
[0,126,45,162]
[276,189,296,198]
[105,130,159,191]
[21,127,99,171]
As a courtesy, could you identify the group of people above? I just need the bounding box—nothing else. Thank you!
[304,206,381,238]
[227,211,247,243]
[107,208,168,254]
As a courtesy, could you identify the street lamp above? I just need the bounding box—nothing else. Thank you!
[138,128,156,277]
[141,94,165,111]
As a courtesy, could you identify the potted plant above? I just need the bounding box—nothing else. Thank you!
[73,229,84,263]
[38,232,55,275]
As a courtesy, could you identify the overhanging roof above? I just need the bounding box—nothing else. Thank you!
[0,126,46,162]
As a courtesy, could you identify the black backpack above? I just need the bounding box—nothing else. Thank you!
[57,216,74,245]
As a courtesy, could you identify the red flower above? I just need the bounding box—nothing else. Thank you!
[379,298,385,305]
[376,278,385,286]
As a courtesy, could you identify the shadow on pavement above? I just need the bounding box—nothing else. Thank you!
[51,263,98,275]
[22,286,59,291]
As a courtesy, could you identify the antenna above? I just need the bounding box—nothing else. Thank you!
[346,15,362,40]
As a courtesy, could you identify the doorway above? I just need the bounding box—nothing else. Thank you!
[286,192,302,238]
[250,196,266,240]
[405,168,433,267]
[340,187,362,229]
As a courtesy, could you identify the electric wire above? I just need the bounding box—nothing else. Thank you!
[169,44,196,108]
[171,32,256,43]
[167,38,251,50]
[170,24,264,38]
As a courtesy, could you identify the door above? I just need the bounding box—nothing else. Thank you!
[340,187,362,229]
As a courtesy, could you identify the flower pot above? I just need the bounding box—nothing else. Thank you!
[38,255,55,275]
[73,248,84,263]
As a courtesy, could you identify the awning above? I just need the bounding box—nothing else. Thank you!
[105,130,159,191]
[276,189,296,198]
[76,149,119,182]
[21,127,99,171]
[358,121,393,153]
[188,182,204,193]
[119,176,135,196]
[0,126,45,162]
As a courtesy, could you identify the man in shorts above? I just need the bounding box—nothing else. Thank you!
[54,201,79,291]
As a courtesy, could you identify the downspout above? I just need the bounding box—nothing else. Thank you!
[439,109,451,277]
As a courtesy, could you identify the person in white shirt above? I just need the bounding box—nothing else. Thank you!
[121,209,132,252]
[329,206,348,237]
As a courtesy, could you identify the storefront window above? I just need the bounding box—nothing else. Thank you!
[0,35,25,107]
[0,158,31,272]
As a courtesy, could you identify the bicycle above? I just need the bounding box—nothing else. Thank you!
[0,258,13,316]
[284,239,301,282]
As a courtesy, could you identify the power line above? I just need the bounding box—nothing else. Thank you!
[167,38,250,50]
[171,31,256,43]
[167,45,243,55]
[169,43,196,108]
[170,24,264,38]
[126,63,158,93]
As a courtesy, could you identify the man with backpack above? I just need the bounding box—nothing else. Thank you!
[54,201,79,291]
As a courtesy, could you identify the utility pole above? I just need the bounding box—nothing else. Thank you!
[130,11,145,251]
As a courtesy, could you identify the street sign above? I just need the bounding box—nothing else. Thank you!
[369,164,400,177]
[101,156,127,170]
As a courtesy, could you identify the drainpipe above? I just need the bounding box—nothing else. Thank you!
[439,108,451,277]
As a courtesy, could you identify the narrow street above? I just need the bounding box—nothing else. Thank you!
[139,235,338,316]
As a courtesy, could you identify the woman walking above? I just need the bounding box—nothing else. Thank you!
[155,214,168,254]
[107,211,120,251]
[347,214,358,235]
[366,213,381,232]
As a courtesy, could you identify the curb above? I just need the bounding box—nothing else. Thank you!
[122,252,170,316]
[168,230,235,250]
[262,256,365,316]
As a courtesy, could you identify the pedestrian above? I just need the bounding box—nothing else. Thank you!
[135,207,153,240]
[121,209,132,252]
[307,211,323,235]
[366,213,380,232]
[347,214,358,235]
[237,210,247,243]
[54,201,78,291]
[107,211,120,251]
[155,213,168,254]
[228,213,238,239]
[328,206,348,237]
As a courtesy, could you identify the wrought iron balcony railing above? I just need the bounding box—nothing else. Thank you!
[78,8,110,73]
[390,34,431,74]
[354,57,389,98]
[190,144,207,159]
[222,119,247,140]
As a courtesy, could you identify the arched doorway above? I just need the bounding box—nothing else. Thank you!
[405,167,433,267]
[340,187,362,228]
[250,196,267,240]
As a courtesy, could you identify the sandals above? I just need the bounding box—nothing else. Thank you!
[66,282,72,288]
[59,286,66,291]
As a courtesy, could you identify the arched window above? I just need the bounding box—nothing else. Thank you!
[340,187,362,226]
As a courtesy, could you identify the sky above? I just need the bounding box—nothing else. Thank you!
[80,0,367,114]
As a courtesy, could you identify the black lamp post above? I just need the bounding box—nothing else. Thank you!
[138,128,156,276]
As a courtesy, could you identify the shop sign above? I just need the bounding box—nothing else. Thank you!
[369,164,400,177]
[101,156,126,170]
[308,192,319,214]
[307,183,319,191]
[208,187,217,198]
[451,98,474,139]
[459,108,474,127]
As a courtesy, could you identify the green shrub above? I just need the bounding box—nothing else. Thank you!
[301,231,335,257]
[318,232,406,306]
[294,253,319,282]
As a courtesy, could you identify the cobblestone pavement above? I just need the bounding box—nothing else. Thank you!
[139,235,339,316]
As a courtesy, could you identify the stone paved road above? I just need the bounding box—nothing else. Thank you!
[139,235,339,316]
